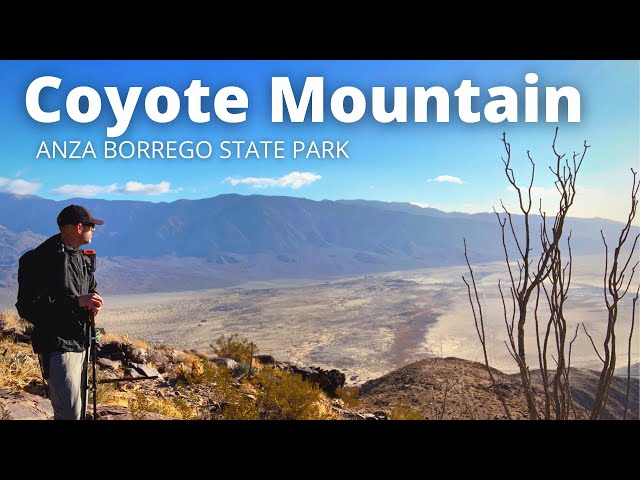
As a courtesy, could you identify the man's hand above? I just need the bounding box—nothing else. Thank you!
[78,293,104,314]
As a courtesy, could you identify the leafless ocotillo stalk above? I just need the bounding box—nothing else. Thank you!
[463,239,513,420]
[465,128,588,420]
[590,169,639,420]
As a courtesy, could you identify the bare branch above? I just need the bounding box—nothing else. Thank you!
[601,230,611,310]
[623,284,639,420]
[465,128,592,420]
[463,238,513,420]
[566,324,580,418]
[582,323,605,364]
[592,168,639,419]
[620,262,639,300]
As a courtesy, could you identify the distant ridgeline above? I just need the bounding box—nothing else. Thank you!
[0,193,634,294]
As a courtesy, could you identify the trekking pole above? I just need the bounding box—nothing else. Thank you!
[83,249,98,420]
[90,310,97,420]
[81,320,90,421]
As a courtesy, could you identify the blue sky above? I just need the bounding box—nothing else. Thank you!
[0,60,637,222]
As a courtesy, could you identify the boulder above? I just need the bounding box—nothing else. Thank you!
[97,357,120,371]
[123,344,148,364]
[0,387,53,420]
[285,364,346,396]
[253,354,276,365]
[130,363,163,380]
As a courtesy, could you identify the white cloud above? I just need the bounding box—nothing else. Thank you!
[410,202,431,208]
[50,183,119,197]
[428,175,463,184]
[50,181,177,197]
[0,177,42,195]
[224,171,321,190]
[122,181,173,195]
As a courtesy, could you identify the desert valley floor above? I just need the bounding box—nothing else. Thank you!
[91,255,638,385]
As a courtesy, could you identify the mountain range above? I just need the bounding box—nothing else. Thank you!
[0,192,636,297]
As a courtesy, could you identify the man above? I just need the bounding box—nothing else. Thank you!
[15,204,105,420]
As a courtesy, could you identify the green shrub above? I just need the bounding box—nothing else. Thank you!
[174,357,259,419]
[255,367,323,420]
[178,355,242,385]
[210,333,257,365]
[219,392,260,420]
[233,362,252,377]
[202,366,259,420]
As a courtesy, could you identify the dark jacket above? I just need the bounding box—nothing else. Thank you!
[15,233,97,353]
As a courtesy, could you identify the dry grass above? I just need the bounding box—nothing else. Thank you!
[317,396,342,420]
[100,332,123,345]
[102,332,149,350]
[0,338,42,391]
[129,338,149,350]
[388,404,424,420]
[0,310,41,391]
[128,391,195,419]
[92,371,131,407]
[335,386,360,407]
[0,310,23,330]
[174,351,200,365]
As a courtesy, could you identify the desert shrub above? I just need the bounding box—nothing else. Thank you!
[176,357,225,385]
[335,386,360,407]
[128,391,196,420]
[176,358,205,385]
[173,356,259,419]
[254,367,324,420]
[210,333,257,364]
[389,404,424,420]
[233,362,252,377]
[218,389,260,421]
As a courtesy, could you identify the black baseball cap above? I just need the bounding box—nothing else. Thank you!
[56,204,104,227]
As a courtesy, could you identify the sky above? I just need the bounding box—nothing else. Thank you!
[0,60,638,222]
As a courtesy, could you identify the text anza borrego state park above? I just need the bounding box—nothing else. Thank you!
[27,74,582,160]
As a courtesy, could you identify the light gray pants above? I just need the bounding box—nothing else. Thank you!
[40,350,89,420]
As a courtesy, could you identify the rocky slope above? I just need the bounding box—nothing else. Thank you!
[2,324,637,420]
[357,357,639,420]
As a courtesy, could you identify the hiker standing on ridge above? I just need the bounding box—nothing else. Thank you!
[15,204,105,420]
